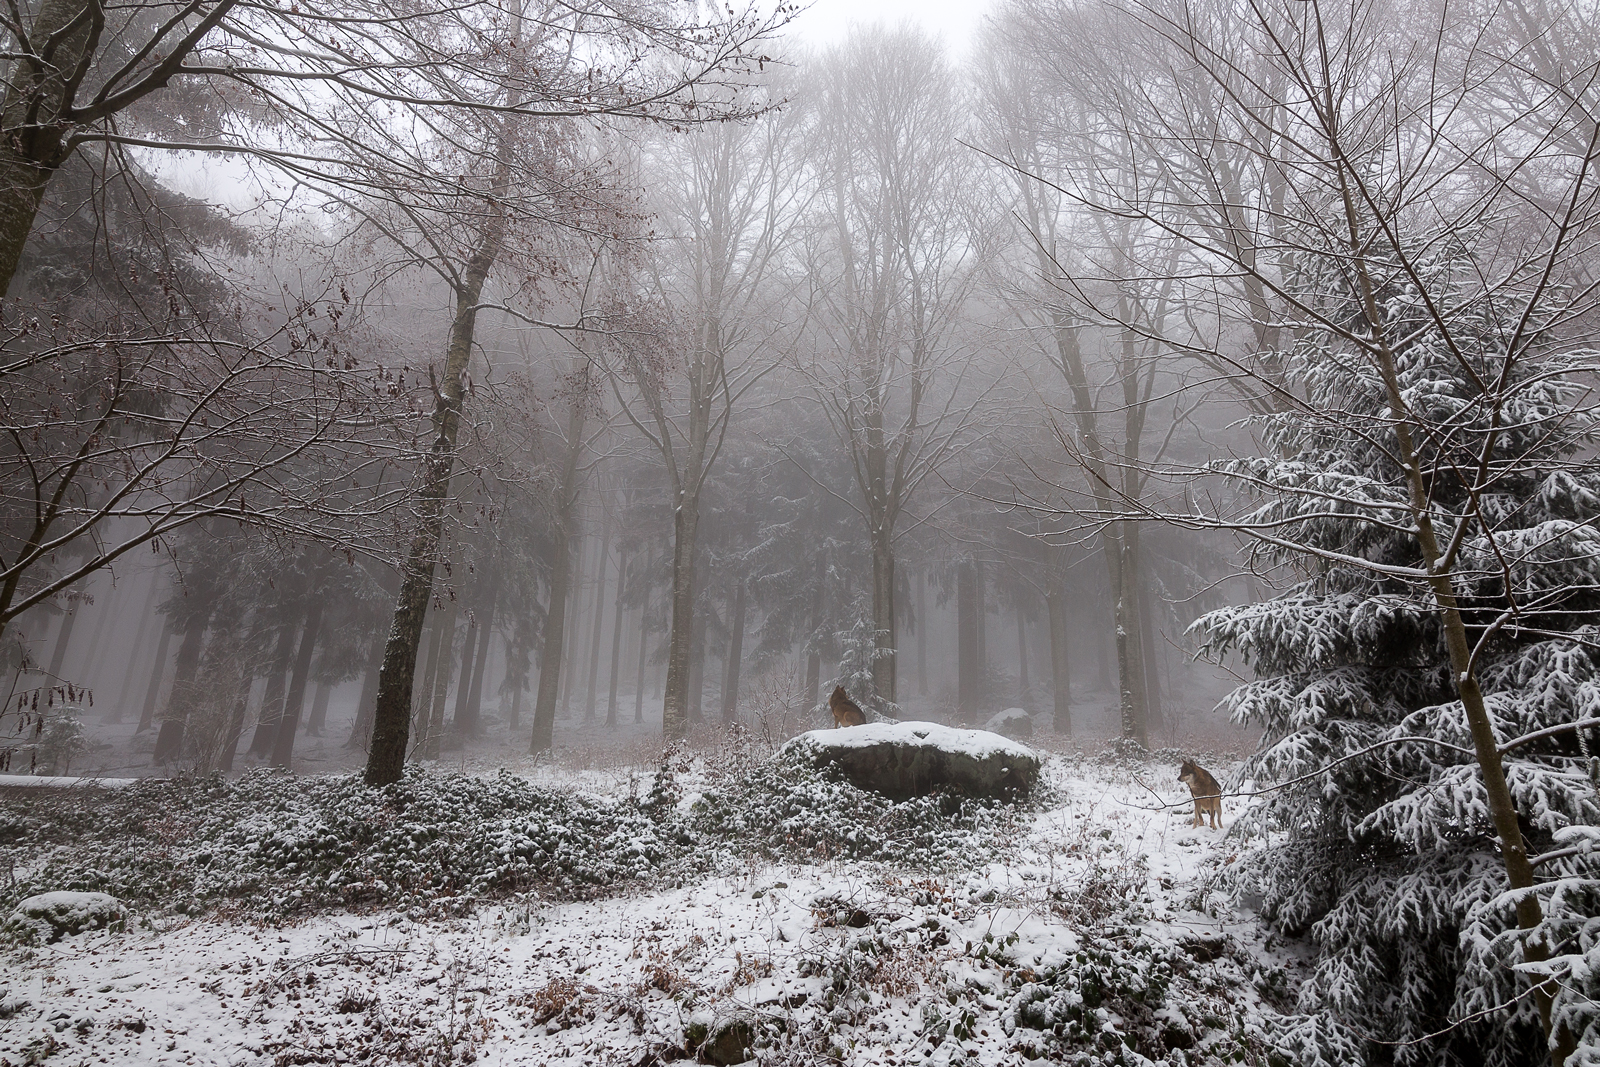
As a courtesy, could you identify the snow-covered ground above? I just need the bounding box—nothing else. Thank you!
[0,749,1308,1067]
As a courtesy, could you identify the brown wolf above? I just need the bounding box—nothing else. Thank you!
[1178,759,1222,828]
[829,686,867,727]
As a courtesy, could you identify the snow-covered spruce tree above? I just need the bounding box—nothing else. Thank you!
[1192,237,1600,1065]
[821,595,899,721]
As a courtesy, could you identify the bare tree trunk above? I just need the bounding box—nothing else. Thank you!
[662,497,702,740]
[46,600,77,681]
[306,681,331,738]
[916,569,928,697]
[584,521,612,722]
[529,388,587,753]
[153,610,209,763]
[1045,564,1072,735]
[1138,574,1164,738]
[453,611,479,731]
[957,560,979,724]
[560,530,589,719]
[346,637,383,750]
[247,623,295,755]
[271,595,324,769]
[634,584,650,725]
[688,601,707,724]
[606,550,629,727]
[113,571,160,722]
[217,673,253,773]
[461,579,496,737]
[1016,605,1029,696]
[413,605,443,754]
[421,596,455,761]
[363,192,506,786]
[975,561,987,684]
[871,534,896,704]
[721,575,747,723]
[804,552,825,709]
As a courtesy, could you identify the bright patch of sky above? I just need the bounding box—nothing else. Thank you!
[782,0,994,57]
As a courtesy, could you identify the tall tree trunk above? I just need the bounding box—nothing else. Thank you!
[422,596,456,761]
[606,551,629,727]
[1138,576,1164,738]
[306,681,331,738]
[1045,568,1072,735]
[271,596,324,769]
[453,612,479,731]
[584,521,612,722]
[153,610,209,762]
[688,601,707,725]
[362,186,508,786]
[247,622,295,756]
[462,579,497,737]
[661,497,702,741]
[46,600,77,680]
[135,615,173,734]
[721,575,747,723]
[217,672,253,773]
[916,570,928,697]
[560,530,589,719]
[113,571,160,722]
[804,552,825,710]
[975,561,987,687]
[1016,603,1029,696]
[870,534,896,704]
[412,604,443,754]
[634,587,650,725]
[1109,524,1149,747]
[529,387,587,753]
[957,561,979,724]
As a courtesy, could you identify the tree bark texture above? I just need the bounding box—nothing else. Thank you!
[661,499,702,740]
[528,386,587,754]
[420,595,455,761]
[363,198,506,786]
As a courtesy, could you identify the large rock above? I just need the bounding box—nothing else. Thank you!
[983,707,1034,740]
[5,892,125,943]
[780,721,1039,801]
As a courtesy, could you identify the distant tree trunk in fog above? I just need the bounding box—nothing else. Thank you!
[1045,568,1072,735]
[721,575,747,723]
[306,681,331,738]
[454,611,479,731]
[137,617,175,734]
[46,600,77,681]
[508,681,523,730]
[346,638,383,750]
[804,553,825,709]
[957,561,979,723]
[413,606,443,753]
[1016,605,1029,696]
[584,522,613,722]
[634,591,650,724]
[529,372,588,754]
[421,596,456,761]
[1111,530,1150,747]
[154,609,210,763]
[363,173,509,786]
[560,531,589,720]
[975,562,987,680]
[272,595,324,769]
[81,582,116,681]
[1138,577,1163,737]
[113,574,160,723]
[218,673,253,773]
[916,570,928,697]
[461,578,497,737]
[248,623,296,756]
[606,551,629,727]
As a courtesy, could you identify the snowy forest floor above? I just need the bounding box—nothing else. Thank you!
[0,711,1331,1067]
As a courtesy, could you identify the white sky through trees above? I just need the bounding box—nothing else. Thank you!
[788,0,993,54]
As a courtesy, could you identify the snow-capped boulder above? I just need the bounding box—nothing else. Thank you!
[780,721,1039,801]
[5,891,125,943]
[983,707,1034,740]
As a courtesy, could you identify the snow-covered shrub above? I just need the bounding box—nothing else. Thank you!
[689,756,1025,868]
[0,768,671,919]
[1194,236,1600,1064]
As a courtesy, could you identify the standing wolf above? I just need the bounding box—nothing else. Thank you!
[829,686,867,727]
[1178,759,1223,828]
